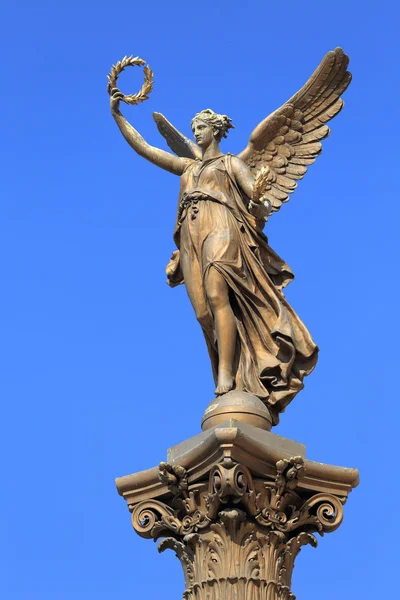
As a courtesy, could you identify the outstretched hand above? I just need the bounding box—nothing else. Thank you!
[110,87,124,112]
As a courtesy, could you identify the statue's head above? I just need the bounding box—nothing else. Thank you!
[191,109,234,148]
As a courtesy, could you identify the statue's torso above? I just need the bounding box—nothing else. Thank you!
[178,154,238,215]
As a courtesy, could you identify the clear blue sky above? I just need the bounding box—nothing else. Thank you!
[1,0,397,598]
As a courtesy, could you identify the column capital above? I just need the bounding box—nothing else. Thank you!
[116,423,358,600]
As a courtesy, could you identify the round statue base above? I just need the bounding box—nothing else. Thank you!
[201,390,272,431]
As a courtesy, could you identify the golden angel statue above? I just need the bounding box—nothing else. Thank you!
[109,48,351,425]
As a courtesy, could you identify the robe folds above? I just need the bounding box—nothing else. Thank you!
[166,153,318,424]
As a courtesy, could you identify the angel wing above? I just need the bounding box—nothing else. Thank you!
[238,47,351,214]
[153,112,202,160]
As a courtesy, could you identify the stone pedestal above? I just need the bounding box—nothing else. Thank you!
[116,395,358,599]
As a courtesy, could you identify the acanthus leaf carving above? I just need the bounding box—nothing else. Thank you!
[131,457,346,599]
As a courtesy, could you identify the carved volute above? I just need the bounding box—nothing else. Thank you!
[128,456,347,600]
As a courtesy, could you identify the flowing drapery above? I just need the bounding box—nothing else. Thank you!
[167,154,318,424]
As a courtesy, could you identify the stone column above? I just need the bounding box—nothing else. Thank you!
[116,393,358,600]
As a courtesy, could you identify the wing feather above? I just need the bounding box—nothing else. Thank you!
[301,126,330,143]
[238,48,351,214]
[152,112,202,160]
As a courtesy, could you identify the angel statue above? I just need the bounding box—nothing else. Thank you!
[109,48,351,425]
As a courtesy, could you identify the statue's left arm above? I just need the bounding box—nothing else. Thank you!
[231,156,255,199]
[231,156,272,220]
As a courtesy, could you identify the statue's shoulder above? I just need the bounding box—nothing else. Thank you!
[223,153,247,174]
[180,158,198,175]
[226,152,243,163]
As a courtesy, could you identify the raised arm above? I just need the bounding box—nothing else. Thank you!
[110,89,190,176]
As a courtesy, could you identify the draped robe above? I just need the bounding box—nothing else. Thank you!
[166,153,318,424]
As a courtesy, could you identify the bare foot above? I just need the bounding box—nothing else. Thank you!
[215,370,234,395]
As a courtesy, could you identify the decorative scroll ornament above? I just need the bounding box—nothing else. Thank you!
[107,55,154,105]
[128,457,345,599]
[131,499,178,539]
[131,457,344,541]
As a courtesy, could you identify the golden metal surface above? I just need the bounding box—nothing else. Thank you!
[109,48,351,424]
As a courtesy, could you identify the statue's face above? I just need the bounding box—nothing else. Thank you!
[192,119,215,149]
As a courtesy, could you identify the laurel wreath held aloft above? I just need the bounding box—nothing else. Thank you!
[107,56,154,106]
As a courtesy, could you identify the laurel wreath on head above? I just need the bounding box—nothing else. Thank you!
[107,55,154,105]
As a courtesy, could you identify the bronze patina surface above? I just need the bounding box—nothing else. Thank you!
[201,391,273,431]
[110,47,351,424]
[116,422,358,600]
[109,48,358,600]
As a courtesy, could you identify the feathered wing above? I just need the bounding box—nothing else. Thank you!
[238,47,351,214]
[153,112,202,160]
